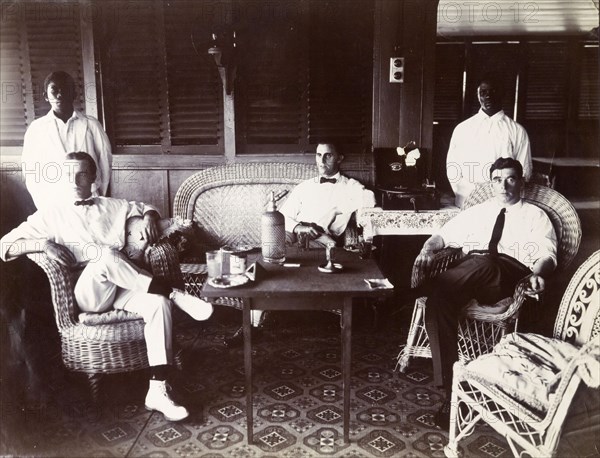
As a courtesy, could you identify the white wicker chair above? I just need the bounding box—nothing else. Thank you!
[396,183,582,379]
[444,250,600,458]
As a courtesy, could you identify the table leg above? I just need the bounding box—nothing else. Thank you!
[243,299,253,444]
[342,297,353,443]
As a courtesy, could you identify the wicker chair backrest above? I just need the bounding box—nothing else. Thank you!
[173,162,318,249]
[462,182,581,272]
[553,250,600,346]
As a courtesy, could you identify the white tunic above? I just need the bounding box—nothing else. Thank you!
[446,109,532,208]
[22,109,112,210]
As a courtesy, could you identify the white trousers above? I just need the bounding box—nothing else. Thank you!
[74,247,172,366]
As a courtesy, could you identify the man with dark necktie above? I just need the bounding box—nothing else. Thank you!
[414,157,557,429]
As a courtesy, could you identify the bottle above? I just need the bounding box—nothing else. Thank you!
[261,191,286,263]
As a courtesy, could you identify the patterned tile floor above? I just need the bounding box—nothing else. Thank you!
[1,306,515,457]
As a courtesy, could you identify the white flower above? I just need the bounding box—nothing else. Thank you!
[405,148,421,166]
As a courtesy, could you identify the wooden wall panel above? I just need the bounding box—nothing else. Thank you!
[110,168,168,217]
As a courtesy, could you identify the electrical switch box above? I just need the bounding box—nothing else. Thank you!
[389,57,404,83]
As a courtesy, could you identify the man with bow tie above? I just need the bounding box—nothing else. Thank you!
[415,157,557,430]
[1,152,213,422]
[280,143,376,248]
[224,143,375,347]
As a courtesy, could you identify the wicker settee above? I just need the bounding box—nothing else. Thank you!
[172,162,360,302]
[174,162,321,251]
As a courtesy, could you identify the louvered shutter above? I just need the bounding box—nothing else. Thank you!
[0,2,83,149]
[25,3,84,118]
[0,14,29,146]
[234,0,308,152]
[102,1,165,146]
[164,0,223,148]
[524,43,568,120]
[579,45,599,119]
[434,43,464,122]
[467,43,519,118]
[308,0,373,146]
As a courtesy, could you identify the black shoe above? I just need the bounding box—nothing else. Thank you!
[434,399,451,431]
[224,326,263,348]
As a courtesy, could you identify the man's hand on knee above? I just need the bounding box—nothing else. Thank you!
[44,240,76,266]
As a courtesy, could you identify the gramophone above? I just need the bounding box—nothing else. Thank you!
[374,142,439,211]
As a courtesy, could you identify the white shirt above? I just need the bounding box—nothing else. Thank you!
[279,173,376,236]
[437,199,557,270]
[0,197,157,266]
[446,109,532,208]
[22,109,112,210]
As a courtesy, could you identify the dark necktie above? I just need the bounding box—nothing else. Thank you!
[74,199,94,206]
[320,177,337,184]
[488,208,506,254]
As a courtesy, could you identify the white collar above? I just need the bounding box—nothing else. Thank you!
[491,198,522,212]
[476,109,505,121]
[46,108,81,124]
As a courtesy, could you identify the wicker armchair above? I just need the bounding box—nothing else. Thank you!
[27,241,183,399]
[445,250,600,458]
[396,183,581,378]
[173,162,361,309]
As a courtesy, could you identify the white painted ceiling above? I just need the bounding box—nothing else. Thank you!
[437,0,599,37]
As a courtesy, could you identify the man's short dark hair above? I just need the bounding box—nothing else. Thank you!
[478,72,505,96]
[65,151,97,177]
[318,143,339,154]
[490,157,523,179]
[43,71,76,94]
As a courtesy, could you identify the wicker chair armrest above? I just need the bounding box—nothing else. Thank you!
[26,253,78,330]
[411,247,463,288]
[149,240,184,290]
[464,274,533,323]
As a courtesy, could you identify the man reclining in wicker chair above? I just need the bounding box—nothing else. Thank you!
[224,143,376,347]
[0,152,213,422]
[415,157,557,430]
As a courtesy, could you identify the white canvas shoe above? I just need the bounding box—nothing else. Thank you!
[145,380,189,421]
[169,289,213,321]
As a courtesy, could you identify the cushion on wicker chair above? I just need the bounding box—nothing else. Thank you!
[463,333,590,414]
[78,309,142,325]
[464,296,513,314]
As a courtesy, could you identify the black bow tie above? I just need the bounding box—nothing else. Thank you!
[74,199,94,206]
[320,177,337,184]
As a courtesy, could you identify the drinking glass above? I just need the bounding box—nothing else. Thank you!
[206,250,222,279]
[297,232,310,252]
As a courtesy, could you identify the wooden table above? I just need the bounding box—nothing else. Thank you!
[200,248,393,444]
